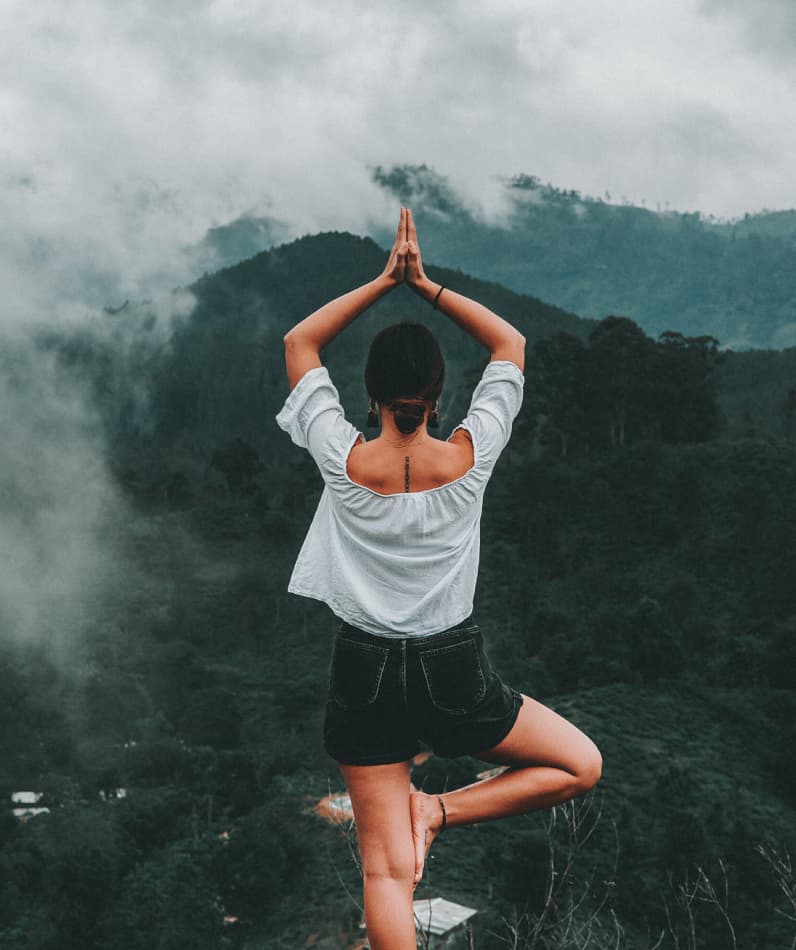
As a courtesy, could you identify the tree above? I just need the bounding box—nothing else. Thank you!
[654,332,721,443]
[0,809,134,950]
[179,687,242,749]
[782,384,796,440]
[583,317,656,447]
[210,438,262,494]
[528,332,586,456]
[99,838,223,950]
[215,797,313,926]
[629,596,684,683]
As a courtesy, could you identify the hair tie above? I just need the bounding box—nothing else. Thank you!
[433,286,445,310]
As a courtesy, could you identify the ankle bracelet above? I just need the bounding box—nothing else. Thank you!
[438,796,447,833]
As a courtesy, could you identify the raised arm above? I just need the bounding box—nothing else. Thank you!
[405,209,525,371]
[283,209,409,389]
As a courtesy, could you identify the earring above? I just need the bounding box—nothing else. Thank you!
[428,401,440,429]
[366,400,380,429]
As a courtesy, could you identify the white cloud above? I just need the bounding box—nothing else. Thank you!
[0,341,120,648]
[700,0,796,61]
[1,0,795,325]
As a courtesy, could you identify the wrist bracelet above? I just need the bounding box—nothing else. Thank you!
[432,285,445,310]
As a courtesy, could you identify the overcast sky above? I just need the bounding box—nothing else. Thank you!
[2,0,796,321]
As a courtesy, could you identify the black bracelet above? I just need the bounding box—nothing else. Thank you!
[438,796,447,833]
[432,285,445,310]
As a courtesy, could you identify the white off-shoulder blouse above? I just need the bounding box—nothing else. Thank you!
[275,360,524,636]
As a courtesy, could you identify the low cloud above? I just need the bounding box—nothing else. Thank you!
[0,283,197,659]
[0,339,123,652]
[700,0,796,62]
[2,0,796,334]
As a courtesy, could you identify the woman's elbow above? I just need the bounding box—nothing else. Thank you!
[283,328,315,358]
[494,330,525,369]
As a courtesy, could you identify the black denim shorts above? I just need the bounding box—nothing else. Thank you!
[323,618,523,766]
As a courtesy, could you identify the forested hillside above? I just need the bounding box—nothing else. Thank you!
[187,166,796,349]
[369,166,796,350]
[1,233,795,949]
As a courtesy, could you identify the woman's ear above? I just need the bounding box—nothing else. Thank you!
[367,399,380,429]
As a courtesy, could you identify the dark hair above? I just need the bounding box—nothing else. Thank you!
[365,322,445,434]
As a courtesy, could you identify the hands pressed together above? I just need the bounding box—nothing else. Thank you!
[377,206,524,368]
[282,204,523,391]
[381,207,431,292]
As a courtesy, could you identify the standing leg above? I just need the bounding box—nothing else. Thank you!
[410,695,602,881]
[340,760,417,950]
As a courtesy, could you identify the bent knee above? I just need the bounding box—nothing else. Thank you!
[362,852,416,889]
[363,864,416,893]
[573,742,602,794]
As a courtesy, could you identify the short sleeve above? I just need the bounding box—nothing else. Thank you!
[456,360,524,473]
[275,367,360,480]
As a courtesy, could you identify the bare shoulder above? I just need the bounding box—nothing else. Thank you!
[444,428,474,478]
[346,432,474,493]
[345,437,379,484]
[345,434,367,467]
[447,427,473,448]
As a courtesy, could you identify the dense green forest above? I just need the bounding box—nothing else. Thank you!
[1,233,795,948]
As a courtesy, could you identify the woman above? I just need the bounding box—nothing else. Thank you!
[277,209,601,949]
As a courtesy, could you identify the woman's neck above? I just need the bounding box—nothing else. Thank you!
[377,411,429,447]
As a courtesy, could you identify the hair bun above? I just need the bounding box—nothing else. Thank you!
[390,399,426,435]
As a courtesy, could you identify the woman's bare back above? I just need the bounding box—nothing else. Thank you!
[346,428,474,494]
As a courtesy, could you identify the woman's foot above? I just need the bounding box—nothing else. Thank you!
[409,792,445,886]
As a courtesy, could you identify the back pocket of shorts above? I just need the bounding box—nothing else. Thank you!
[329,637,389,710]
[420,638,486,715]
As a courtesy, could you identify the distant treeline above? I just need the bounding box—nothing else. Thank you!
[525,320,722,455]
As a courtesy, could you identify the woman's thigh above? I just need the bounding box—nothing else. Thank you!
[339,760,415,877]
[476,694,602,778]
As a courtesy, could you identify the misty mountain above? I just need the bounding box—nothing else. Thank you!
[184,213,292,279]
[369,165,796,350]
[188,165,796,350]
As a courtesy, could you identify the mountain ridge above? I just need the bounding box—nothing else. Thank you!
[190,164,796,349]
